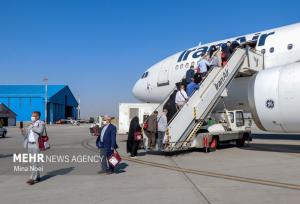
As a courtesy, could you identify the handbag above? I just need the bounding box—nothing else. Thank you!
[143,122,148,130]
[108,151,122,167]
[38,127,50,151]
[134,131,142,141]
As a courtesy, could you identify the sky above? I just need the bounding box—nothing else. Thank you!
[1,0,300,117]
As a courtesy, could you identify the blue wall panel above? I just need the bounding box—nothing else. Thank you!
[0,97,45,121]
[0,85,78,123]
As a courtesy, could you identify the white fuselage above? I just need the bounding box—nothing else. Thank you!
[132,23,300,132]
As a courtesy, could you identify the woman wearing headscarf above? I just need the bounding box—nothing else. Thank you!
[127,116,142,158]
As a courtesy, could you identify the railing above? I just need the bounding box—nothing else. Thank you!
[168,48,249,150]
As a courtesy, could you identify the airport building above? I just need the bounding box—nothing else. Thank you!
[0,85,78,124]
[0,103,17,126]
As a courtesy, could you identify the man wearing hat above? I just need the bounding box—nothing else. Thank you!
[96,115,118,174]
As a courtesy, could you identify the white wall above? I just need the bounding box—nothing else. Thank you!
[118,103,159,134]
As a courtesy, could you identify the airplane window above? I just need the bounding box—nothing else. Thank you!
[288,44,293,50]
[141,72,149,79]
[175,65,179,70]
[261,49,265,54]
[180,64,184,69]
[185,63,189,68]
[269,47,274,53]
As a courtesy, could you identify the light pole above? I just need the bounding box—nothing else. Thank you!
[78,95,81,120]
[43,78,48,124]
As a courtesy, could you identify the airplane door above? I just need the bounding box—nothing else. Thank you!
[157,61,171,87]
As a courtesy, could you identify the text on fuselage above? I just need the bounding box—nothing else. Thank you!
[177,32,275,62]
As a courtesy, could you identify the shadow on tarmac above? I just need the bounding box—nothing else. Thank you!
[114,162,128,174]
[0,136,12,139]
[142,140,300,156]
[241,143,300,154]
[0,154,13,158]
[252,134,300,141]
[40,167,75,182]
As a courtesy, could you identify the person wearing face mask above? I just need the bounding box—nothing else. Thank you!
[157,109,168,151]
[20,111,45,185]
[96,115,118,174]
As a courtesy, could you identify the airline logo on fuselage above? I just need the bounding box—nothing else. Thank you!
[214,69,229,91]
[177,32,275,63]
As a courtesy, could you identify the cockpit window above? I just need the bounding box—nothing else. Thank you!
[141,71,149,79]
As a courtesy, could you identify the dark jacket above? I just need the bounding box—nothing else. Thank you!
[222,45,233,60]
[127,117,141,153]
[96,124,118,152]
[163,90,177,123]
[186,69,195,84]
[193,72,202,84]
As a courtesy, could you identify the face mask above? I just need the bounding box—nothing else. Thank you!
[103,121,108,125]
[31,117,36,122]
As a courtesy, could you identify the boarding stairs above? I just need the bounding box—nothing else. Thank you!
[162,47,264,151]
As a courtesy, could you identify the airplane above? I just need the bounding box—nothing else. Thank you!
[132,22,300,133]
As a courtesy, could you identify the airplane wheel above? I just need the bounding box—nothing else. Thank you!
[236,134,246,147]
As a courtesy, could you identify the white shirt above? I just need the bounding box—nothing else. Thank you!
[100,124,109,142]
[157,114,168,132]
[175,90,188,105]
[198,59,210,73]
[28,129,35,142]
[210,56,219,67]
[28,121,38,142]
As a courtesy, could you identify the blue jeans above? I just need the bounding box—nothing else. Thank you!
[157,131,165,151]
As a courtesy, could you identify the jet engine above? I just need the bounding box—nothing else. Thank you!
[248,62,300,133]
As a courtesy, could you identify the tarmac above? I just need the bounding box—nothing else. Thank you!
[0,124,300,204]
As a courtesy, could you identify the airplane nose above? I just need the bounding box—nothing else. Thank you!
[132,80,143,100]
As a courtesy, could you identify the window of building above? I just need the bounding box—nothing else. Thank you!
[269,47,274,53]
[288,44,293,50]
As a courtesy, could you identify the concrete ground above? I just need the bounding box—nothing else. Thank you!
[0,124,299,204]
